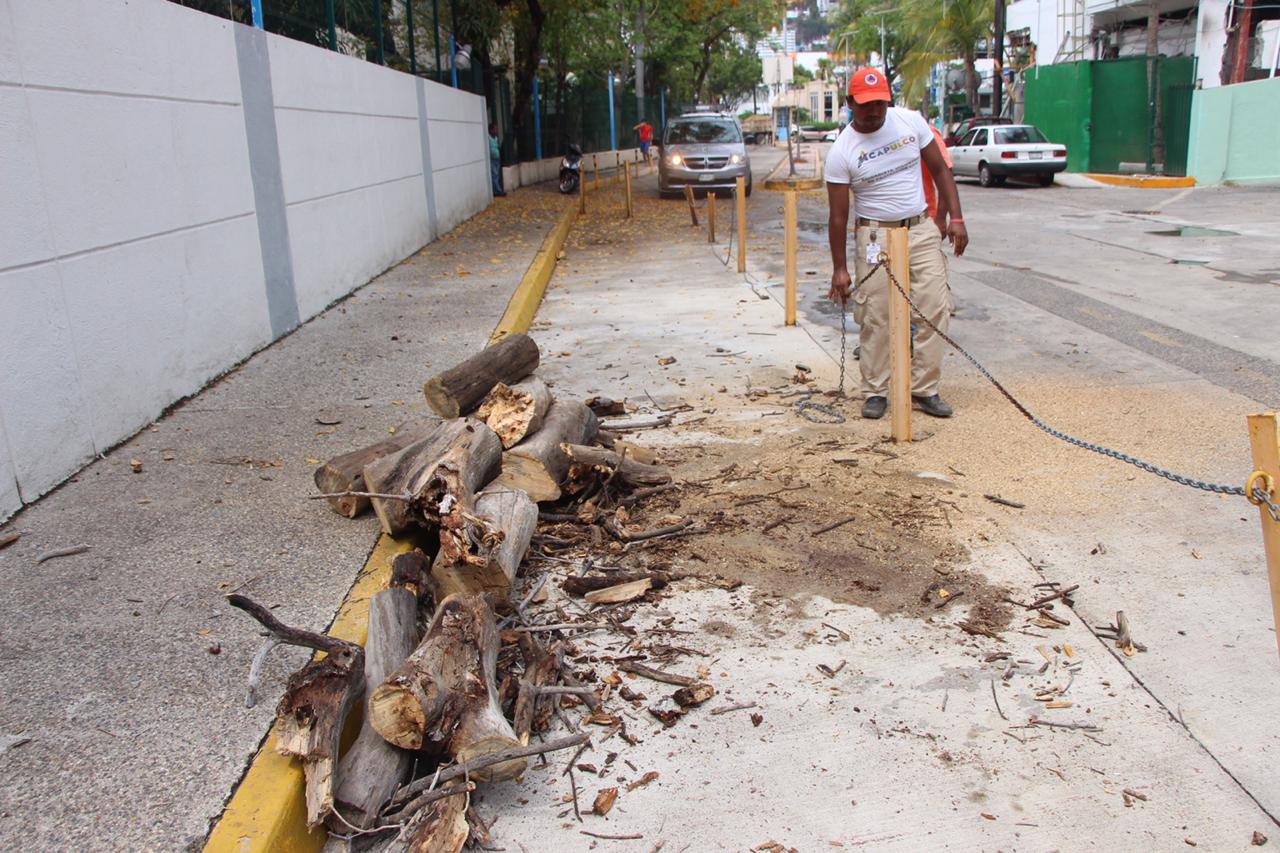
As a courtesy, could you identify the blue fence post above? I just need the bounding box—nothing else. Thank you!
[660,88,666,130]
[375,0,384,65]
[449,35,458,88]
[250,0,263,28]
[432,0,441,79]
[607,72,617,151]
[533,78,543,160]
[326,0,337,50]
[407,0,415,73]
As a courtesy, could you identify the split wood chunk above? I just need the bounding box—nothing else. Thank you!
[226,595,364,828]
[672,682,715,708]
[583,578,652,605]
[475,377,552,449]
[432,484,537,606]
[331,587,419,829]
[493,400,599,502]
[393,782,470,853]
[423,333,540,418]
[563,443,671,492]
[369,594,526,782]
[363,419,502,536]
[513,636,558,743]
[313,419,439,518]
[390,549,433,600]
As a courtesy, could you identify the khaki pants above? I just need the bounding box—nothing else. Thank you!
[851,218,950,398]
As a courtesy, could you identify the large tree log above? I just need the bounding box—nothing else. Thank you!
[313,419,439,518]
[563,443,672,494]
[475,377,552,449]
[330,586,419,829]
[493,401,599,502]
[432,485,538,606]
[395,783,470,853]
[423,333,540,418]
[368,594,526,782]
[363,419,502,536]
[227,595,364,828]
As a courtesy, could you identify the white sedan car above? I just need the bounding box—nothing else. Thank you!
[947,123,1066,187]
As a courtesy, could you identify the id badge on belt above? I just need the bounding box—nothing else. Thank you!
[865,227,881,266]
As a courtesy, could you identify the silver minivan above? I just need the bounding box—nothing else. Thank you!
[658,113,752,197]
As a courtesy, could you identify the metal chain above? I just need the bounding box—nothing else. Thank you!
[872,258,1280,521]
[795,261,886,424]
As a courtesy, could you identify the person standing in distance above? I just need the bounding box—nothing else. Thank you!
[825,68,968,420]
[633,120,655,165]
[488,123,506,197]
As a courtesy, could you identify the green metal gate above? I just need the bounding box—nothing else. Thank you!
[1163,83,1195,176]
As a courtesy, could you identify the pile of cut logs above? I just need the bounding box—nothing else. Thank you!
[230,333,702,851]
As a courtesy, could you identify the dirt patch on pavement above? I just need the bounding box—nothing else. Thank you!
[613,420,1014,635]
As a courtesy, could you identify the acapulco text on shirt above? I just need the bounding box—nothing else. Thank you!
[855,134,918,170]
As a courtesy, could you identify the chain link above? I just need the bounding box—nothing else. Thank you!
[795,261,886,424]
[867,258,1280,522]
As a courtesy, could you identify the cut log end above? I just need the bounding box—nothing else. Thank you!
[492,454,562,503]
[423,377,463,420]
[368,683,429,750]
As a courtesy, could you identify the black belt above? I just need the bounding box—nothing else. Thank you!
[856,211,928,228]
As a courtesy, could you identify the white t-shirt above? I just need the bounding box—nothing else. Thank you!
[824,107,934,221]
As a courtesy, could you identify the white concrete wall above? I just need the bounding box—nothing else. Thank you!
[1196,0,1230,87]
[0,0,490,521]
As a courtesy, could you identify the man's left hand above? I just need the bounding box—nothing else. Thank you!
[947,220,968,257]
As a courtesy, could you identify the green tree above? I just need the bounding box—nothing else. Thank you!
[897,0,991,113]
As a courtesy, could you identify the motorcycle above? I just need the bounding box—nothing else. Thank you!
[558,144,583,194]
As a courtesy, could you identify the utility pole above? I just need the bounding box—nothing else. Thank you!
[1147,2,1164,171]
[992,0,1006,116]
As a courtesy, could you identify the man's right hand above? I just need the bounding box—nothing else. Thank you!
[828,268,852,305]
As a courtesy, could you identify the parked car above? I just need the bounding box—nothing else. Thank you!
[947,124,1067,187]
[822,127,841,142]
[796,126,828,142]
[944,115,1013,146]
[658,113,752,197]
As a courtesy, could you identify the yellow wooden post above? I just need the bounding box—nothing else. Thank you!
[683,185,699,226]
[615,151,622,182]
[624,162,633,219]
[735,176,747,273]
[578,166,586,215]
[1247,412,1280,658]
[888,227,912,442]
[593,154,600,189]
[708,192,717,243]
[783,190,798,325]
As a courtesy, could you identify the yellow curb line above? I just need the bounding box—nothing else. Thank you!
[1084,173,1196,188]
[204,197,578,853]
[490,197,579,345]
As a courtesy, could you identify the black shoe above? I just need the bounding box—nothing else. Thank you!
[861,396,887,419]
[912,394,954,418]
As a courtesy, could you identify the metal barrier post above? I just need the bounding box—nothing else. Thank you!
[783,190,797,325]
[708,192,717,243]
[888,227,912,442]
[1247,412,1280,658]
[624,163,633,219]
[735,177,747,273]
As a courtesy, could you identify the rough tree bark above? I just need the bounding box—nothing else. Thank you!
[423,333,540,418]
[493,400,599,501]
[432,484,538,606]
[363,419,502,537]
[562,443,671,492]
[314,419,439,518]
[368,594,527,782]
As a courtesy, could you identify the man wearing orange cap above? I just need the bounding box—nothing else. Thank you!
[825,67,967,420]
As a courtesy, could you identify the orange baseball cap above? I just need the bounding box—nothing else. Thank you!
[848,67,891,103]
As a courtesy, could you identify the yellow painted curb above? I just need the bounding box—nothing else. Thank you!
[1084,173,1196,188]
[204,535,415,853]
[489,198,579,345]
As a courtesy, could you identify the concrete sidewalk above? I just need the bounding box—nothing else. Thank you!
[0,186,567,851]
[475,154,1278,849]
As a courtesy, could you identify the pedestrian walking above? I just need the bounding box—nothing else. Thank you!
[824,67,968,420]
[633,120,654,165]
[489,123,506,197]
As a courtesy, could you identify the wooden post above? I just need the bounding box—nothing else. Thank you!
[579,165,586,214]
[593,154,600,189]
[783,190,798,326]
[615,151,621,182]
[735,176,747,273]
[707,192,716,243]
[1247,412,1280,658]
[624,162,633,219]
[888,227,912,443]
[683,185,699,226]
